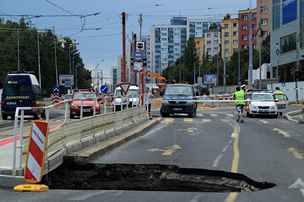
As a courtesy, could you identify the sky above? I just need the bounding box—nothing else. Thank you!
[0,0,255,79]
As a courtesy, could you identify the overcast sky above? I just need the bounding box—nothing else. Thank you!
[1,0,255,78]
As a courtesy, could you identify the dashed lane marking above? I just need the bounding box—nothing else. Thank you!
[201,119,212,124]
[259,120,269,124]
[184,118,193,123]
[212,139,233,168]
[273,128,291,138]
[210,114,218,117]
[161,118,175,125]
[148,144,182,156]
[226,114,233,118]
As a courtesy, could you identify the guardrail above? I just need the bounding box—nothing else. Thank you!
[10,96,143,176]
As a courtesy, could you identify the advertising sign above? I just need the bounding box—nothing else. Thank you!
[283,0,297,24]
[59,74,74,88]
[204,74,217,85]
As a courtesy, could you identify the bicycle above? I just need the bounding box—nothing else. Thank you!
[236,105,244,123]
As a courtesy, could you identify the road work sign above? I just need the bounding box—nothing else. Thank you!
[24,121,49,183]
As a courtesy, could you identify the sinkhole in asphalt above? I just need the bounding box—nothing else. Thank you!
[43,161,275,192]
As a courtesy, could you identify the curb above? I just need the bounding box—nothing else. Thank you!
[285,109,304,124]
[66,117,161,162]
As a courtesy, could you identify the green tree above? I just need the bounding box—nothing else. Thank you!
[0,18,91,95]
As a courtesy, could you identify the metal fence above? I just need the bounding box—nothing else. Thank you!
[10,96,146,176]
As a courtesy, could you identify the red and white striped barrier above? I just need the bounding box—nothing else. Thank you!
[24,121,49,183]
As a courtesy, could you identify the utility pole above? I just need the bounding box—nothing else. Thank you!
[138,14,143,41]
[216,54,219,86]
[223,58,227,88]
[53,26,58,86]
[17,29,20,71]
[37,31,41,88]
[296,32,300,103]
[69,45,72,74]
[248,0,254,86]
[238,47,241,85]
[121,12,127,82]
[193,63,196,84]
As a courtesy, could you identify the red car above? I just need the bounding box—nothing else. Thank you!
[70,92,101,118]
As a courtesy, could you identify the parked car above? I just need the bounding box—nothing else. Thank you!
[70,92,100,118]
[1,73,45,120]
[160,84,197,117]
[245,91,278,118]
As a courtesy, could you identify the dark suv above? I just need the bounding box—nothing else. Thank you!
[160,84,197,117]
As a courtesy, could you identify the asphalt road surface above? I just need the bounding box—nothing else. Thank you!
[1,108,304,202]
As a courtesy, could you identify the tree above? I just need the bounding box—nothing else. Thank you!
[0,18,91,95]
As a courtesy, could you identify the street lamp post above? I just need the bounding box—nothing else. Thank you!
[37,31,41,88]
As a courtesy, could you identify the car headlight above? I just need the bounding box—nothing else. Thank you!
[252,105,258,110]
[270,106,276,110]
[71,103,79,109]
[162,100,169,104]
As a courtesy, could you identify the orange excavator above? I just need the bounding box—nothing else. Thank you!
[145,71,167,95]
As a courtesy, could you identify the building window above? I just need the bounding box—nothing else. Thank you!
[224,32,229,37]
[280,33,297,53]
[224,24,229,29]
[242,25,248,30]
[224,40,230,44]
[233,31,237,36]
[233,23,238,27]
[207,40,211,44]
[243,35,248,41]
[261,19,268,26]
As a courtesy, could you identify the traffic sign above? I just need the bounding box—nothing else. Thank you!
[117,82,130,96]
[24,121,49,183]
[100,85,108,94]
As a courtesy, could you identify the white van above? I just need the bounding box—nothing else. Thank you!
[113,86,139,111]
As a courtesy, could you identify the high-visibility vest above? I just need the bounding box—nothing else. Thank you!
[234,90,245,105]
[274,90,284,95]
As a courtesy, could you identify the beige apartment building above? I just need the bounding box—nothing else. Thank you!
[221,16,239,60]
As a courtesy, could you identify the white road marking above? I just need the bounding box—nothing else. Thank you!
[259,120,269,124]
[210,114,218,117]
[190,194,202,202]
[148,144,182,156]
[184,118,193,123]
[226,114,233,117]
[212,139,233,168]
[273,128,291,138]
[289,178,304,198]
[68,191,108,201]
[197,113,204,117]
[288,148,304,160]
[201,119,212,123]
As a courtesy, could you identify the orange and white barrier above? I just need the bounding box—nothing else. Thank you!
[24,121,49,183]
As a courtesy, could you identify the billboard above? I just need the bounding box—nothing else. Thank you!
[59,74,74,88]
[282,0,297,25]
[204,74,217,85]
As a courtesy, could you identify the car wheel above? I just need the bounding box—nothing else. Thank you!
[1,113,8,120]
[161,112,168,117]
[41,110,46,119]
[33,114,40,120]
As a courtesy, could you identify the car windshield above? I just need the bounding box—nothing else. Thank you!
[165,86,193,96]
[115,89,138,97]
[73,93,96,100]
[3,76,32,96]
[252,93,274,101]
